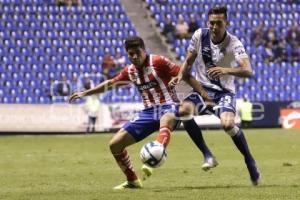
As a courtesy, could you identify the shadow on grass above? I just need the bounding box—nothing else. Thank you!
[151,184,300,192]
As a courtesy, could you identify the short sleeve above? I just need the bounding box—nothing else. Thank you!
[156,56,180,77]
[113,66,130,82]
[188,29,201,54]
[232,39,249,61]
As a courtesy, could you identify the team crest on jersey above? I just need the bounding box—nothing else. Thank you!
[145,66,153,75]
[130,73,138,82]
[220,47,226,54]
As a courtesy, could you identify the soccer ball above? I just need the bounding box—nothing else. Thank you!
[140,141,167,168]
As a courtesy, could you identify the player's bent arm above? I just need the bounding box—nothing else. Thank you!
[180,51,211,100]
[183,74,213,104]
[169,51,197,87]
[226,58,253,77]
[181,50,198,78]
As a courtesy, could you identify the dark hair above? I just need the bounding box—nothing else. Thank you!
[208,6,228,20]
[124,36,145,51]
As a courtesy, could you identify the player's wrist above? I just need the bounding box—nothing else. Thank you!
[81,91,88,97]
[177,72,183,78]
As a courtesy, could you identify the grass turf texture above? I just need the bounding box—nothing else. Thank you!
[0,128,299,200]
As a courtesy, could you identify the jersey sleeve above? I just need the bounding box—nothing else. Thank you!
[156,55,180,77]
[188,29,201,54]
[112,66,130,82]
[232,39,249,61]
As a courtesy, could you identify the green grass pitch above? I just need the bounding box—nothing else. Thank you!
[0,128,300,200]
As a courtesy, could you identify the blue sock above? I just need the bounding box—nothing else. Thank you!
[183,119,213,159]
[231,129,254,163]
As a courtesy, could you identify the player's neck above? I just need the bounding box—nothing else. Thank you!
[211,31,227,45]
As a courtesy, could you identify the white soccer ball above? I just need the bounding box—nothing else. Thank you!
[140,141,167,168]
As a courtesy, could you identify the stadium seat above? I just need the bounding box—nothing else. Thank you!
[1,0,299,104]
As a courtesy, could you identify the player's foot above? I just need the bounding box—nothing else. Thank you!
[252,173,261,186]
[141,164,154,180]
[201,156,218,171]
[113,179,143,190]
[246,160,261,186]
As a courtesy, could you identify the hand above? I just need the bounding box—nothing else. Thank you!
[169,73,183,87]
[201,95,216,108]
[207,67,228,79]
[205,99,216,109]
[69,92,85,103]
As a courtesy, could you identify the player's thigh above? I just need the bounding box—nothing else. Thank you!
[220,111,235,131]
[159,103,180,129]
[216,93,236,114]
[179,101,195,117]
[109,128,137,153]
[123,110,160,142]
[182,92,207,116]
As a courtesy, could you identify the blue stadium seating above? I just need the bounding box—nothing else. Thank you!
[0,0,137,104]
[145,0,300,102]
[1,0,299,103]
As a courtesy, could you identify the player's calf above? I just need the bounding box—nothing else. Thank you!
[155,125,172,147]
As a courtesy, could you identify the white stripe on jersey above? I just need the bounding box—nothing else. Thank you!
[128,64,151,107]
[149,55,173,103]
[143,55,160,104]
[188,29,249,94]
[128,64,140,84]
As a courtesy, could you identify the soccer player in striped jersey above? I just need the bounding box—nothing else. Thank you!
[69,36,213,189]
[170,6,260,185]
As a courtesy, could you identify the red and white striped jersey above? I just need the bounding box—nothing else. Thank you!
[113,54,180,108]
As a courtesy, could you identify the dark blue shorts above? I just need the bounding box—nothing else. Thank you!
[184,89,236,117]
[123,103,179,142]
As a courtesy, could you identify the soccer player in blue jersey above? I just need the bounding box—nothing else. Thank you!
[169,6,261,185]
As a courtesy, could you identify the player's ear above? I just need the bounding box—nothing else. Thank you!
[225,20,229,26]
[206,21,210,27]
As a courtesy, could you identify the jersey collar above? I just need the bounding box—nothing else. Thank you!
[211,31,227,45]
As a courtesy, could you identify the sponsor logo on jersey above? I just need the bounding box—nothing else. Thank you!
[136,81,158,91]
[235,45,246,55]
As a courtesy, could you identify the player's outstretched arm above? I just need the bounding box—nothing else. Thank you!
[69,79,116,103]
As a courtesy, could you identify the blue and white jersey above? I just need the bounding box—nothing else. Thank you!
[188,28,249,94]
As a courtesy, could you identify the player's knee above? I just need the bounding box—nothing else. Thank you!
[109,138,123,154]
[179,102,194,120]
[160,112,175,124]
[221,121,235,133]
[223,124,239,137]
[108,139,117,152]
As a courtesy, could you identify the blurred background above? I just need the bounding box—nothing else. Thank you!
[0,0,299,133]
